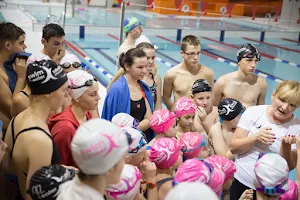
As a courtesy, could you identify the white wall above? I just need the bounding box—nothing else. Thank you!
[280,0,300,22]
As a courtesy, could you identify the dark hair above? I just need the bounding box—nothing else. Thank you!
[136,42,155,50]
[119,48,147,69]
[181,35,200,52]
[0,22,25,49]
[42,23,65,41]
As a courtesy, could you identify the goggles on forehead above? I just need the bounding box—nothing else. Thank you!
[60,62,82,69]
[241,52,261,61]
[70,77,98,89]
[128,136,147,154]
[181,137,207,153]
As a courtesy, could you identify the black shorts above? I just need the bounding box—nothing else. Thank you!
[230,179,256,200]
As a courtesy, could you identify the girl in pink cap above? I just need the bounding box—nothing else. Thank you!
[204,155,237,200]
[179,132,210,160]
[147,109,177,147]
[174,97,197,138]
[173,158,225,197]
[149,138,182,200]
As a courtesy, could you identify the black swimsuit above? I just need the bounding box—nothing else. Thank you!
[130,85,147,122]
[10,117,60,176]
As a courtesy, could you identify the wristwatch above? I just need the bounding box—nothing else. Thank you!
[147,182,156,189]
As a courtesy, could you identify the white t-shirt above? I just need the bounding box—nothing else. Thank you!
[234,105,300,189]
[57,177,105,200]
[27,52,51,64]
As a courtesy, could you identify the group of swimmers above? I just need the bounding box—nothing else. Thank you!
[0,16,300,200]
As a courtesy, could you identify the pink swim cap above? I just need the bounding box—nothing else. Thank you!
[149,138,181,169]
[105,164,142,200]
[174,97,197,118]
[174,159,225,197]
[180,132,207,159]
[204,155,236,182]
[279,180,298,200]
[150,109,176,134]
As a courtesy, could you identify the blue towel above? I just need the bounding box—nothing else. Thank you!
[3,52,32,93]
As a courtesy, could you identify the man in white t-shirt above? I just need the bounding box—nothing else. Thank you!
[229,80,300,200]
[27,23,66,64]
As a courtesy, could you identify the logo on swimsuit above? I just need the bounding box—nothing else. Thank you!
[219,101,237,116]
[137,104,140,108]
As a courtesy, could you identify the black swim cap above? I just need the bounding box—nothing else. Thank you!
[218,98,245,121]
[27,60,68,95]
[28,165,75,200]
[237,43,261,62]
[192,79,212,95]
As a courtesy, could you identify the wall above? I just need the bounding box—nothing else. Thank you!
[280,0,299,22]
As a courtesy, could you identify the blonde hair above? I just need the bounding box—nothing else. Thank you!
[274,80,300,106]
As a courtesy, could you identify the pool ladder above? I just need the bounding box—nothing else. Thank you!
[46,13,64,25]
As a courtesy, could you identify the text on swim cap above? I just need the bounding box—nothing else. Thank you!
[80,140,106,159]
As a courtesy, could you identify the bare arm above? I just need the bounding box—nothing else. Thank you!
[211,78,225,106]
[230,127,257,155]
[163,71,175,110]
[138,97,152,131]
[210,125,235,160]
[0,77,13,118]
[11,92,30,117]
[154,74,162,110]
[280,136,298,170]
[257,78,267,105]
[25,132,53,200]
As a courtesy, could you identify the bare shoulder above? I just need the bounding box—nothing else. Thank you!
[202,65,214,75]
[257,76,268,88]
[164,64,180,79]
[215,73,231,86]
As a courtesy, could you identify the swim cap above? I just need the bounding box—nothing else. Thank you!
[28,165,75,200]
[279,180,298,200]
[112,113,140,129]
[165,182,219,200]
[204,155,236,182]
[71,119,130,175]
[123,17,142,33]
[67,70,97,99]
[150,109,176,134]
[237,43,261,62]
[254,153,289,196]
[180,132,207,159]
[173,159,225,196]
[174,97,197,118]
[191,79,212,95]
[134,35,151,47]
[218,98,245,121]
[149,138,181,169]
[105,164,142,200]
[60,53,82,69]
[121,126,147,156]
[27,60,68,95]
